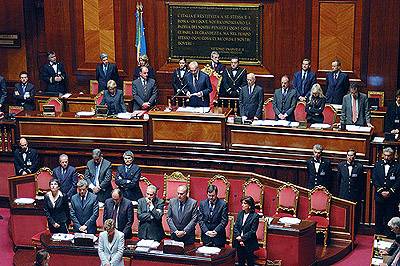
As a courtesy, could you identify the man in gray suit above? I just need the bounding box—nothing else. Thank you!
[70,179,99,234]
[84,149,112,203]
[273,75,298,121]
[239,73,264,120]
[132,66,158,111]
[340,83,373,127]
[167,185,198,245]
[137,185,165,242]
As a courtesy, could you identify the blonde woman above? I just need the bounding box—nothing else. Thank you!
[133,54,155,80]
[306,83,326,124]
[98,219,125,266]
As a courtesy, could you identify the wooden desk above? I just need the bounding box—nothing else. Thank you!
[370,235,394,265]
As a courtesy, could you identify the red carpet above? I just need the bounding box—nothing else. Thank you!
[332,235,374,266]
[0,208,14,266]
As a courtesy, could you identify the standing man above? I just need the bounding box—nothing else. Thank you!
[306,144,332,190]
[198,185,228,247]
[40,51,67,96]
[273,75,298,121]
[172,58,188,96]
[0,74,6,110]
[167,185,198,245]
[220,57,247,98]
[239,73,263,120]
[14,138,39,176]
[52,154,78,200]
[292,58,317,102]
[325,59,350,104]
[184,61,212,107]
[84,149,112,203]
[209,51,225,75]
[95,53,120,92]
[115,150,143,202]
[340,83,372,127]
[132,66,158,111]
[137,185,165,242]
[70,179,99,234]
[103,188,134,239]
[14,71,35,110]
[372,147,400,236]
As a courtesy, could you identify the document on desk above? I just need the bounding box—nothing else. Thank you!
[197,246,221,255]
[346,125,372,132]
[61,93,72,98]
[176,107,210,113]
[278,217,301,225]
[252,120,292,127]
[51,233,74,241]
[310,123,331,129]
[136,239,160,249]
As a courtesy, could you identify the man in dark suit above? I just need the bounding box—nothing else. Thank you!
[220,57,247,98]
[40,51,67,96]
[137,185,165,241]
[239,73,263,120]
[52,154,78,200]
[384,89,400,133]
[381,217,400,264]
[0,74,6,110]
[372,147,400,236]
[132,66,158,111]
[172,58,188,96]
[14,71,35,110]
[84,149,112,203]
[167,185,198,245]
[14,138,39,176]
[96,53,120,92]
[70,179,99,234]
[115,150,143,202]
[198,185,228,247]
[209,51,225,75]
[184,61,212,107]
[103,188,133,239]
[325,59,350,104]
[273,75,298,121]
[292,58,317,102]
[306,144,332,190]
[340,83,372,127]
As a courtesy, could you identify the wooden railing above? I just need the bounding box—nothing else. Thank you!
[0,120,17,152]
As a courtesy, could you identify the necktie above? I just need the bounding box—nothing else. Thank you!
[352,96,358,123]
[209,202,215,217]
[143,80,147,94]
[249,86,253,95]
[81,196,85,207]
[178,202,184,217]
[112,204,119,222]
[301,72,306,91]
[283,89,287,97]
[103,64,107,75]
[335,73,338,80]
[62,168,65,176]
[22,84,26,94]
[193,75,197,87]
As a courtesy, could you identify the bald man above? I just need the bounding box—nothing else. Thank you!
[273,75,298,121]
[14,138,39,175]
[239,73,264,120]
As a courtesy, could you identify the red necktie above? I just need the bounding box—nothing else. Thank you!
[352,96,358,123]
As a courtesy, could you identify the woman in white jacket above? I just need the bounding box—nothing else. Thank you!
[98,219,125,266]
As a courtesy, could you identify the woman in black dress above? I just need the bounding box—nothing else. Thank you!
[306,83,326,124]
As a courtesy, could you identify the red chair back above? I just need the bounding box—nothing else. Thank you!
[131,209,139,236]
[35,167,54,195]
[163,171,190,204]
[139,176,154,197]
[263,98,275,120]
[123,81,133,96]
[294,101,307,122]
[161,209,170,236]
[243,178,265,212]
[256,216,268,248]
[9,106,24,115]
[45,98,63,112]
[225,215,234,245]
[95,93,104,106]
[90,80,99,95]
[97,207,104,230]
[309,186,332,216]
[208,174,230,203]
[201,65,222,106]
[322,104,337,124]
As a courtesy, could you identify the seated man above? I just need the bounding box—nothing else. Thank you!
[340,83,372,127]
[103,188,133,239]
[14,138,39,176]
[84,149,112,203]
[239,73,263,120]
[272,75,297,121]
[70,179,99,234]
[137,185,165,242]
[14,71,35,110]
[132,66,158,111]
[198,185,228,247]
[381,217,400,265]
[52,154,78,200]
[184,61,212,107]
[115,150,143,202]
[306,144,332,190]
[167,185,198,245]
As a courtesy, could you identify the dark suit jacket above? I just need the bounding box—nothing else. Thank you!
[372,160,400,203]
[40,62,67,95]
[103,197,133,239]
[198,198,228,247]
[133,66,156,80]
[115,164,143,201]
[220,67,247,97]
[306,96,326,124]
[239,85,264,119]
[210,62,225,75]
[340,93,370,126]
[52,165,78,200]
[293,70,317,99]
[272,88,298,121]
[0,75,6,106]
[306,157,332,189]
[96,63,120,91]
[385,102,400,133]
[325,71,350,104]
[337,161,364,202]
[14,148,39,175]
[101,89,126,115]
[132,78,158,111]
[233,211,259,252]
[14,82,35,110]
[137,197,165,241]
[172,68,189,95]
[167,197,198,244]
[84,158,112,203]
[184,71,212,107]
[43,192,70,232]
[70,192,99,234]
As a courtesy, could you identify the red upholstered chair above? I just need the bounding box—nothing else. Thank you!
[16,182,37,199]
[161,209,171,237]
[123,81,133,96]
[208,174,230,203]
[131,209,139,237]
[94,92,104,106]
[254,216,268,262]
[201,65,222,106]
[195,223,202,242]
[90,79,99,95]
[8,105,24,115]
[35,167,54,196]
[274,183,299,218]
[225,215,234,245]
[139,176,153,197]
[97,206,104,231]
[294,101,307,122]
[45,97,63,112]
[307,185,332,246]
[263,98,275,120]
[243,177,265,213]
[163,171,190,204]
[322,104,337,124]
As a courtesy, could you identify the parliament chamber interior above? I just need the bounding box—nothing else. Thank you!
[0,0,399,265]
